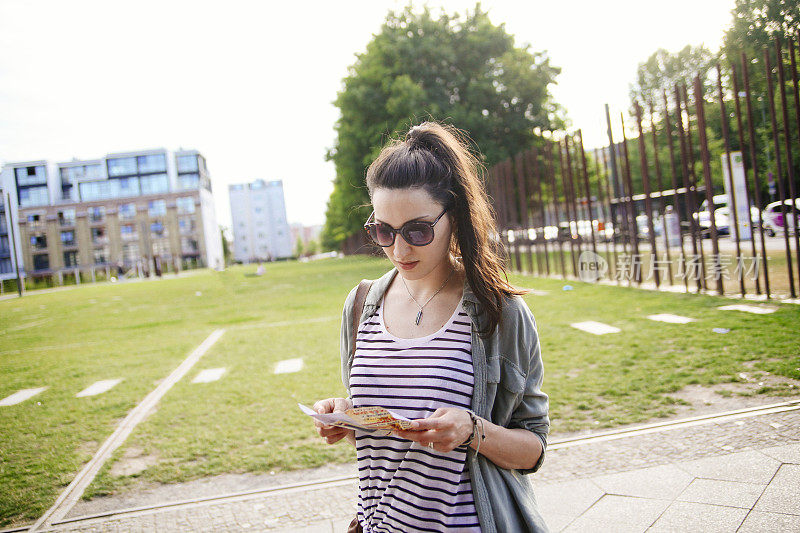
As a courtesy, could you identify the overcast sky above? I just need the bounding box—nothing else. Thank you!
[0,0,735,230]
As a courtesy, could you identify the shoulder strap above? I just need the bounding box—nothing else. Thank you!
[352,279,374,356]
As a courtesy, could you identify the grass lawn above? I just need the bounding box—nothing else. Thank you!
[1,256,799,527]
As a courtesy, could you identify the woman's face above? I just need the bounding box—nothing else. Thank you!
[370,187,453,280]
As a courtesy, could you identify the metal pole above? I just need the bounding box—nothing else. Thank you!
[558,139,577,277]
[662,90,690,291]
[776,39,800,287]
[650,100,675,285]
[693,75,724,295]
[514,152,529,274]
[634,101,661,287]
[620,113,642,284]
[528,147,548,275]
[731,60,764,296]
[596,147,618,280]
[680,84,709,290]
[577,130,598,257]
[716,63,746,296]
[741,51,771,298]
[546,141,566,278]
[564,136,584,263]
[765,48,797,298]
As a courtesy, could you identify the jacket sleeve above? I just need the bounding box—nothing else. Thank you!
[507,297,550,475]
[340,285,359,395]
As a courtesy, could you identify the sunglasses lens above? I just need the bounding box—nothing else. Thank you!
[403,223,434,246]
[369,224,395,246]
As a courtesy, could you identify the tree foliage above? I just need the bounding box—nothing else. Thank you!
[321,4,563,250]
[629,45,718,107]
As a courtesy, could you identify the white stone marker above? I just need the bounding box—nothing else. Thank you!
[192,368,227,383]
[0,387,48,406]
[76,379,122,398]
[274,358,304,374]
[647,314,696,324]
[717,304,777,314]
[570,321,621,335]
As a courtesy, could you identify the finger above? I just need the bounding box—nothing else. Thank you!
[333,398,350,413]
[413,417,445,431]
[313,399,334,414]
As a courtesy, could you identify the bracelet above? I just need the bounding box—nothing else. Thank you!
[462,409,486,454]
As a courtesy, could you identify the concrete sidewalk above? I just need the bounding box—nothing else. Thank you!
[45,408,800,532]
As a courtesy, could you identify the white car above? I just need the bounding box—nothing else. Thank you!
[694,194,760,237]
[762,198,800,236]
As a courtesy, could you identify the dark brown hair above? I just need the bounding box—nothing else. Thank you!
[365,121,527,339]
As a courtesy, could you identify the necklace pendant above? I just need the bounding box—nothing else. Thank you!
[415,309,423,326]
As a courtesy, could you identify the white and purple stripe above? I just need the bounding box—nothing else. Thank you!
[350,298,480,532]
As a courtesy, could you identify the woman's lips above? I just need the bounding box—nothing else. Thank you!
[398,261,419,270]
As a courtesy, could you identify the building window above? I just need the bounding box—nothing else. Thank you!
[18,186,49,207]
[120,223,137,240]
[107,157,137,177]
[61,164,103,181]
[31,234,47,249]
[176,197,195,214]
[89,206,105,222]
[148,200,166,217]
[63,250,79,267]
[0,258,12,274]
[140,174,170,195]
[91,227,106,244]
[150,221,166,237]
[179,217,195,235]
[176,155,199,172]
[60,230,76,246]
[178,173,199,190]
[0,235,9,254]
[118,203,136,220]
[93,247,108,265]
[122,243,139,264]
[59,209,76,226]
[15,166,47,186]
[79,180,116,201]
[181,237,199,254]
[136,154,166,174]
[0,215,7,233]
[27,214,41,223]
[117,176,140,197]
[33,253,49,270]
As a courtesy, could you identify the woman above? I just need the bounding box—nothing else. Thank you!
[314,122,549,532]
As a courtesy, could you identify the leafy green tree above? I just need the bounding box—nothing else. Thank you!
[629,45,718,108]
[322,4,563,250]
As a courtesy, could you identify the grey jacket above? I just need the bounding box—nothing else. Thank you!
[340,267,550,532]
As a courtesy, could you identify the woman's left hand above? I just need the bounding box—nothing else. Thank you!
[394,408,473,453]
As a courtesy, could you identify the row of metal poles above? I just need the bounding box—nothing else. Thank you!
[488,35,800,300]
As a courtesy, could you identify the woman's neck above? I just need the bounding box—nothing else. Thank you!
[398,258,462,301]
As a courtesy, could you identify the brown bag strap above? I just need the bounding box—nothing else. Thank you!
[352,279,374,356]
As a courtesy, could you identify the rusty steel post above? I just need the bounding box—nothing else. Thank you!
[595,147,616,280]
[620,113,642,283]
[564,135,584,261]
[740,52,771,298]
[765,49,797,298]
[522,148,538,276]
[578,130,599,257]
[634,101,661,287]
[512,154,526,273]
[528,147,548,276]
[693,75,725,295]
[731,61,764,296]
[559,139,578,277]
[776,40,800,287]
[650,100,675,285]
[547,141,567,278]
[717,63,746,296]
[680,84,709,290]
[662,90,690,291]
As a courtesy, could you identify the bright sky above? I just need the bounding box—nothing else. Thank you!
[0,0,735,230]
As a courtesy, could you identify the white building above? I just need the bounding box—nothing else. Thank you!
[0,148,224,282]
[229,179,292,262]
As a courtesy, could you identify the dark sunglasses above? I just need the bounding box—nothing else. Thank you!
[364,208,449,247]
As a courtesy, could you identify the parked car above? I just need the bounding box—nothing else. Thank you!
[762,198,800,236]
[694,194,760,238]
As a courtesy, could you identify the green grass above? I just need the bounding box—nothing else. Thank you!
[1,256,799,526]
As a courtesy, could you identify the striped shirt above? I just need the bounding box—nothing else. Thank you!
[350,296,481,533]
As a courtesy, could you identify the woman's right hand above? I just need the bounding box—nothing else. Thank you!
[313,397,355,446]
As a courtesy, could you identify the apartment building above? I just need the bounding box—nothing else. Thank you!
[229,179,292,262]
[0,148,224,281]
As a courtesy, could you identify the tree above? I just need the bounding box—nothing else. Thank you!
[629,45,718,108]
[220,226,232,266]
[321,4,563,251]
[723,0,800,61]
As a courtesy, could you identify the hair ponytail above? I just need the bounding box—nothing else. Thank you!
[366,121,526,339]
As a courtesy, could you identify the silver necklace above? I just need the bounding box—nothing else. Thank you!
[401,267,455,326]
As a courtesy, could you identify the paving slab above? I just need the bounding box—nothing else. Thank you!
[738,510,800,532]
[646,313,695,324]
[533,478,604,520]
[758,442,800,464]
[274,358,304,374]
[676,450,781,484]
[591,463,693,500]
[562,495,670,533]
[0,386,47,406]
[76,379,122,398]
[569,321,621,335]
[752,464,800,515]
[647,501,748,532]
[676,478,765,509]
